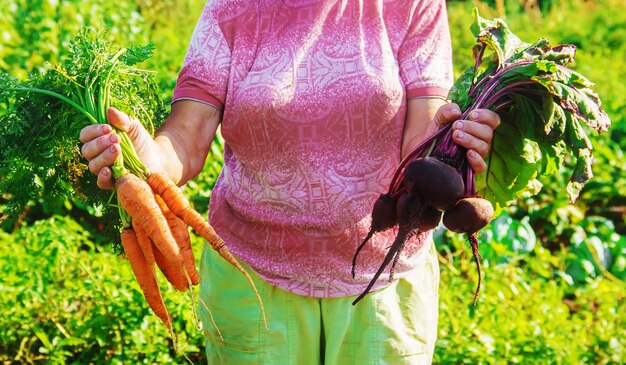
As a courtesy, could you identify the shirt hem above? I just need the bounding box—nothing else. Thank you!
[250,236,433,299]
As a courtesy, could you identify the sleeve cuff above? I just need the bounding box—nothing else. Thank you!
[406,86,450,100]
[172,75,225,110]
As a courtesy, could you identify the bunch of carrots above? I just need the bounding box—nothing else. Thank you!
[116,167,268,340]
[1,28,266,344]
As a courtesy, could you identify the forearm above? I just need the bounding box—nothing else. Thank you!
[153,133,186,185]
[401,98,447,158]
[153,100,221,186]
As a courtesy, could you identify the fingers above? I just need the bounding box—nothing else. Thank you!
[79,108,144,190]
[80,131,120,160]
[107,107,154,154]
[79,123,112,144]
[470,109,501,130]
[451,120,491,157]
[466,149,487,174]
[107,107,148,145]
[79,123,120,190]
[87,140,121,178]
[451,109,500,174]
[452,109,500,157]
[106,107,135,131]
[96,167,115,190]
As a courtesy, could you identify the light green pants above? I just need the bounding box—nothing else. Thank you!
[198,242,440,365]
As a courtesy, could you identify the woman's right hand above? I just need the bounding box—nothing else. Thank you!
[79,107,164,190]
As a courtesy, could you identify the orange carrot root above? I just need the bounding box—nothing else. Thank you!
[155,195,200,285]
[120,228,175,337]
[147,172,268,329]
[116,173,184,267]
[153,240,190,292]
[132,219,155,269]
[148,172,223,250]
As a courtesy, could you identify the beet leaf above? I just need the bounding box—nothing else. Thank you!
[455,9,611,209]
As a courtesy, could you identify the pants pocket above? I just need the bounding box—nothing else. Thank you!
[198,243,267,360]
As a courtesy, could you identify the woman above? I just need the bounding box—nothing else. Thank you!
[80,0,499,363]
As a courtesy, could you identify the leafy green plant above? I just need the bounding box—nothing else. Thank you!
[562,216,626,282]
[0,0,207,233]
[0,216,206,363]
[446,9,611,209]
[0,27,166,236]
[435,259,625,364]
[479,212,536,265]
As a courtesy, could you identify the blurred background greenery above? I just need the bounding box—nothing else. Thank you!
[0,0,624,363]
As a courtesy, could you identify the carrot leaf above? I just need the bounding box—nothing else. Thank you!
[0,27,166,232]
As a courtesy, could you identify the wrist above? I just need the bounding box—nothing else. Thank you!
[153,134,184,184]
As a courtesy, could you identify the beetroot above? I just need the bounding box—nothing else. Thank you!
[442,197,494,306]
[351,193,398,279]
[353,193,434,305]
[370,193,399,232]
[403,157,465,211]
[351,10,611,307]
[443,197,494,234]
[417,204,442,232]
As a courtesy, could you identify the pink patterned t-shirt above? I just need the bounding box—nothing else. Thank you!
[173,0,453,297]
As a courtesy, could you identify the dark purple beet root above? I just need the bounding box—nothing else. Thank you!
[352,193,398,278]
[442,197,494,234]
[403,157,465,211]
[416,204,442,231]
[371,193,398,232]
[352,193,424,305]
[396,192,420,227]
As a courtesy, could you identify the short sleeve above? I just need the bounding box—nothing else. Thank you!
[398,0,453,99]
[172,1,231,110]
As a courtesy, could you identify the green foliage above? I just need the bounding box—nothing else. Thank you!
[0,215,206,363]
[435,209,625,363]
[1,216,623,364]
[563,216,626,282]
[0,0,625,363]
[435,250,625,364]
[0,27,167,234]
[448,9,610,210]
[450,0,626,233]
[0,0,206,232]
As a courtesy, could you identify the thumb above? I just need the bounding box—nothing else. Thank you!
[106,107,150,144]
[433,103,462,127]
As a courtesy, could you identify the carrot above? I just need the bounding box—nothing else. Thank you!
[132,219,155,269]
[120,228,174,337]
[116,173,183,267]
[147,173,225,252]
[147,171,268,329]
[153,240,190,292]
[133,218,188,291]
[155,195,200,285]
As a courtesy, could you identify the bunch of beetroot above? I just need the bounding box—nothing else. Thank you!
[351,9,610,306]
[351,131,494,306]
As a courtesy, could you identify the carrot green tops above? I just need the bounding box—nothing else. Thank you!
[173,0,453,297]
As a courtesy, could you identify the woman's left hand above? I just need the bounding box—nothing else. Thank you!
[450,108,501,174]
